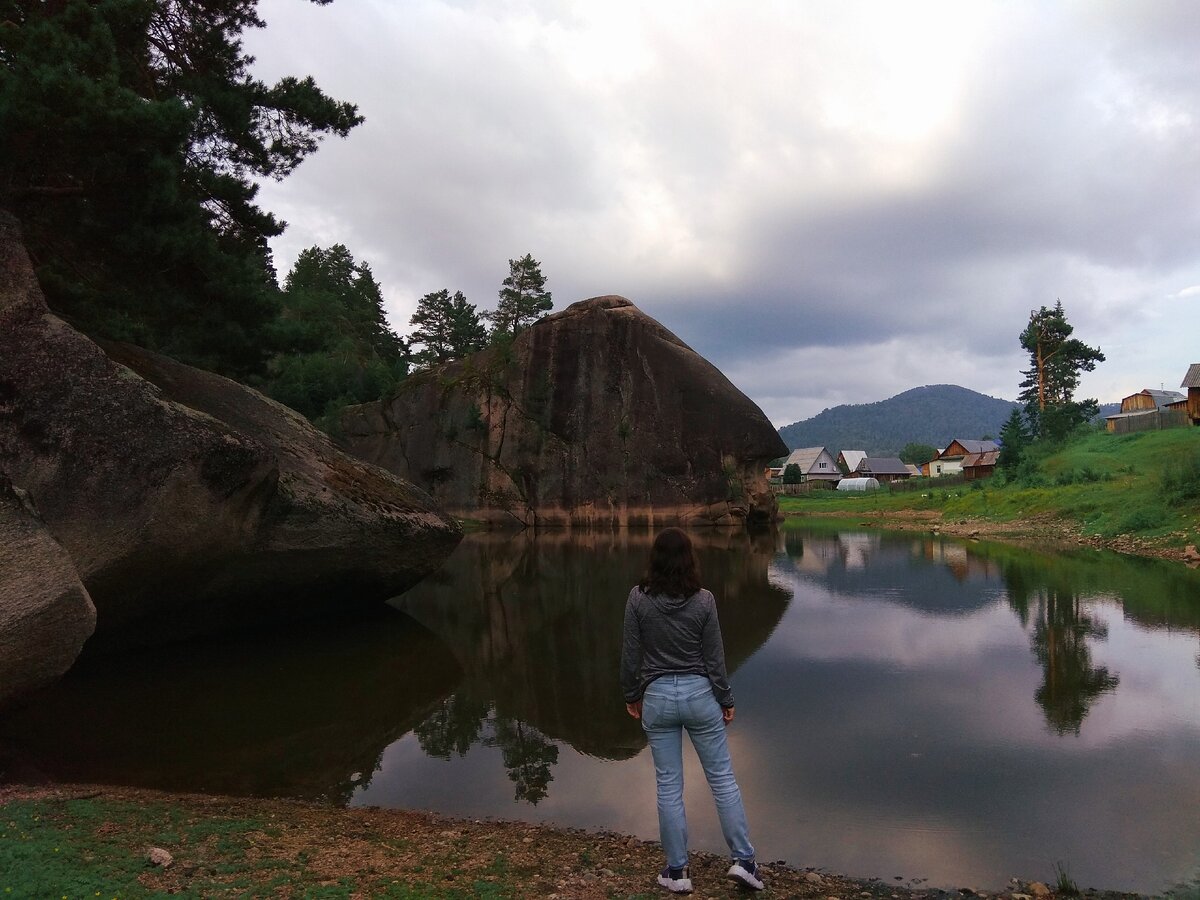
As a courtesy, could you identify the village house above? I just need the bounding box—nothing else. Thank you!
[961,450,999,481]
[781,446,842,483]
[928,439,999,477]
[853,456,912,483]
[1105,386,1189,433]
[1182,364,1200,425]
[837,450,866,474]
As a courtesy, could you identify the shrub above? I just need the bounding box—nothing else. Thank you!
[1114,505,1168,534]
[1160,447,1200,507]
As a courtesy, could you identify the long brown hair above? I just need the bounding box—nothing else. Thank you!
[639,527,702,598]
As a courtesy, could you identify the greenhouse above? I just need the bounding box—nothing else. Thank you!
[836,477,880,492]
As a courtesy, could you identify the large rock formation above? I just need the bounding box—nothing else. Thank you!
[0,212,461,651]
[341,296,787,527]
[0,476,96,709]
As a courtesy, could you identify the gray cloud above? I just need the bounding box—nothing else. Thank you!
[248,0,1200,424]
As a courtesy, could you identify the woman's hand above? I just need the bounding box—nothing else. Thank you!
[723,706,735,724]
[626,700,642,719]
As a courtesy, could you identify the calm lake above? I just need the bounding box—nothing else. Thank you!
[3,527,1199,893]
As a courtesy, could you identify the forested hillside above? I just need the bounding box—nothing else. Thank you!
[778,385,1019,454]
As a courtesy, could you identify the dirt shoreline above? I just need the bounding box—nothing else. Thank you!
[786,509,1199,566]
[0,783,1144,899]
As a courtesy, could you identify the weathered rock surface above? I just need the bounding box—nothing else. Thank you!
[341,296,787,526]
[0,476,96,709]
[0,211,461,649]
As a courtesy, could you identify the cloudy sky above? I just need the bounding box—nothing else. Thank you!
[246,0,1200,426]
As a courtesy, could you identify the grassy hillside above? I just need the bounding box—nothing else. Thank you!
[779,427,1200,547]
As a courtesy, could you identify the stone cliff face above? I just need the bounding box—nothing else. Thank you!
[341,296,786,527]
[0,212,461,656]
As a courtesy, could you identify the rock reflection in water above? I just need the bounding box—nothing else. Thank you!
[394,528,791,801]
[0,608,459,801]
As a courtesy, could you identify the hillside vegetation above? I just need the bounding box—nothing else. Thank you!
[780,427,1200,551]
[779,384,1019,453]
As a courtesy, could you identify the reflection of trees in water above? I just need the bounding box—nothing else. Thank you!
[415,691,559,804]
[398,528,790,801]
[1029,588,1119,735]
[999,558,1119,735]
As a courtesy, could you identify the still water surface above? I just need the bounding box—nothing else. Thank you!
[3,528,1199,892]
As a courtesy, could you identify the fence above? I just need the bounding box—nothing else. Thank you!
[1106,409,1190,435]
[775,480,836,495]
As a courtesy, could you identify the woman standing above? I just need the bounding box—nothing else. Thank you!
[620,527,764,894]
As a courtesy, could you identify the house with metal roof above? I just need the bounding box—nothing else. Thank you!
[1105,385,1190,433]
[1120,388,1185,413]
[853,456,912,483]
[837,450,866,474]
[929,439,999,477]
[961,450,999,481]
[781,446,842,483]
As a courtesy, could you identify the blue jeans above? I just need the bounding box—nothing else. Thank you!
[641,674,755,868]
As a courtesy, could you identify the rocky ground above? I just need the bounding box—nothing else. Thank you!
[791,508,1200,567]
[0,784,1155,900]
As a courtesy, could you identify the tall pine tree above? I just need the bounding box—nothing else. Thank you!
[487,254,552,337]
[0,0,361,376]
[1017,301,1105,440]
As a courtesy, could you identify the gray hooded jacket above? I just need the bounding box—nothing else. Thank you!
[620,586,734,708]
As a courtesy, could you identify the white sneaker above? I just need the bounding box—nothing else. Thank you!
[657,865,693,893]
[726,859,765,890]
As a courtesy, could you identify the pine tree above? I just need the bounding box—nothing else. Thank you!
[487,254,552,337]
[0,0,362,376]
[409,289,487,366]
[266,245,406,425]
[1017,301,1105,440]
[997,408,1030,474]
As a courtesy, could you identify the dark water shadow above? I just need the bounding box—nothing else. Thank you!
[0,607,460,800]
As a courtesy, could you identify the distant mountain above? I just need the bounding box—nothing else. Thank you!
[778,385,1019,455]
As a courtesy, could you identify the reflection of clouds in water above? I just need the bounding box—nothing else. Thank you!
[762,572,1019,669]
[726,681,1200,891]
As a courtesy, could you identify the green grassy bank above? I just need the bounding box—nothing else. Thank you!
[779,427,1200,550]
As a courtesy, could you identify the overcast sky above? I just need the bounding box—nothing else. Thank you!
[246,0,1199,426]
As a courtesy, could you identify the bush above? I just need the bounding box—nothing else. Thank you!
[1160,448,1200,507]
[1114,505,1169,534]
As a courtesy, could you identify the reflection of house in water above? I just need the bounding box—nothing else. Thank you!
[786,533,842,575]
[837,531,879,570]
[917,539,970,580]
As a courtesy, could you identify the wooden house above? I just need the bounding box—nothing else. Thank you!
[1120,388,1185,413]
[781,447,842,483]
[1106,385,1190,432]
[930,439,998,476]
[961,450,999,481]
[1182,364,1200,425]
[853,457,912,483]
